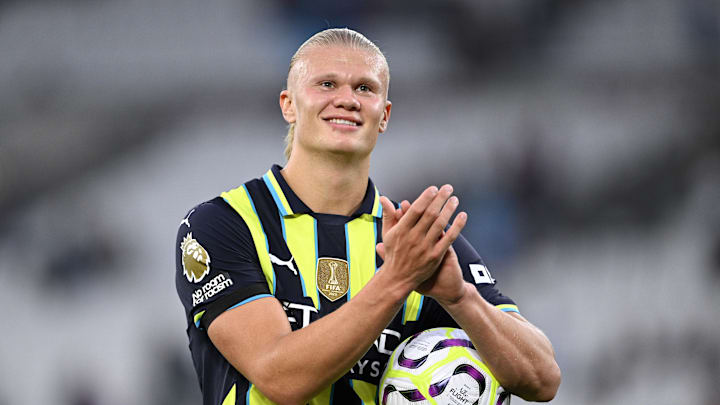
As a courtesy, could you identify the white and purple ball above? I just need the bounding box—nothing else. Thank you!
[378,327,511,405]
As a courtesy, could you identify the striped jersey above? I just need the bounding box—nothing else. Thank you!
[175,164,518,405]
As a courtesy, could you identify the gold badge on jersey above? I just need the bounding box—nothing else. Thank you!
[317,258,349,301]
[181,232,211,283]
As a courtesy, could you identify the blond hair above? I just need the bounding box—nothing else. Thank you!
[284,28,389,161]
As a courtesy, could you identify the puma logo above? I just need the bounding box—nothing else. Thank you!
[269,253,298,276]
[180,209,195,228]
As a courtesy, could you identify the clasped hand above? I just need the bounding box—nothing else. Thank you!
[376,185,468,304]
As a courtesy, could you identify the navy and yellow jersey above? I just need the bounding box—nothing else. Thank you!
[175,164,518,405]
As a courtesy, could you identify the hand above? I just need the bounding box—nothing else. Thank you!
[416,245,468,305]
[375,185,467,293]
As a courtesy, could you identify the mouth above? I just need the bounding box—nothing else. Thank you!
[323,117,362,128]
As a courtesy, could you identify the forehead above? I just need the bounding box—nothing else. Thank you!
[292,45,388,86]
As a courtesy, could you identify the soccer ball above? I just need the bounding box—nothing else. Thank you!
[378,327,511,405]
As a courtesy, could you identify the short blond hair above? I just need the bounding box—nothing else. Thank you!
[284,28,389,161]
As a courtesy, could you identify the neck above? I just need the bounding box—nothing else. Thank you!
[282,149,370,216]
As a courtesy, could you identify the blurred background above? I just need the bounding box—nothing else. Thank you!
[1,0,719,404]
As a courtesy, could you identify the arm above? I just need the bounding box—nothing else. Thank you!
[438,281,561,401]
[208,185,466,405]
[381,199,561,401]
[208,270,407,404]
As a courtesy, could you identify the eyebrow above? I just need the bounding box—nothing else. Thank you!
[310,73,383,89]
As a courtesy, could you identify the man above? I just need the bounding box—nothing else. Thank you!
[176,28,560,405]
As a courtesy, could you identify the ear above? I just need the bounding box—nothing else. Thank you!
[378,99,392,133]
[279,90,296,124]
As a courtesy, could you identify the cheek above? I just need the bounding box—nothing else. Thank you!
[297,92,329,117]
[293,99,314,123]
[365,100,387,122]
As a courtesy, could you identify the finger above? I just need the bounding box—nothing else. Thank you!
[375,242,386,260]
[380,196,398,233]
[394,200,410,222]
[397,186,439,228]
[434,211,467,256]
[399,200,411,217]
[426,195,459,243]
[415,184,454,234]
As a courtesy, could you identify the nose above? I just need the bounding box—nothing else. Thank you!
[333,85,360,111]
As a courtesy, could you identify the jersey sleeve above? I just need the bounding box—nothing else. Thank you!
[453,233,518,313]
[175,197,271,331]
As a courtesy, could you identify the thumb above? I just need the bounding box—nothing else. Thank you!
[375,242,386,260]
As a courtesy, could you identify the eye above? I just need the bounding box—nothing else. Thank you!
[320,81,334,88]
[357,84,371,92]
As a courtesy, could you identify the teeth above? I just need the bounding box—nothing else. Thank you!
[328,118,358,126]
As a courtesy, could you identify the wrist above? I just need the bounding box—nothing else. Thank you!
[372,264,415,305]
[436,282,474,308]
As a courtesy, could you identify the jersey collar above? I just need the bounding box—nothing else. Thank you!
[263,164,382,219]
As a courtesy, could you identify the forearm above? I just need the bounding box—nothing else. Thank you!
[439,283,561,401]
[237,269,409,404]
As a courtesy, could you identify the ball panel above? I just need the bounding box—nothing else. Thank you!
[425,359,489,405]
[382,384,433,405]
[398,338,474,369]
[494,389,511,405]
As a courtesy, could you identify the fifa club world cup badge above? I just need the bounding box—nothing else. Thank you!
[181,232,211,283]
[317,258,349,301]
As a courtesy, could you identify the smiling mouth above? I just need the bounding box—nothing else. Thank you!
[325,118,361,127]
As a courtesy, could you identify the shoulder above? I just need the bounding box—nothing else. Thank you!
[176,196,255,258]
[179,197,247,233]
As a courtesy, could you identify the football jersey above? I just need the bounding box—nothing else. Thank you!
[175,164,518,405]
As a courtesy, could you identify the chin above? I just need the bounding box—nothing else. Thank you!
[326,145,374,159]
